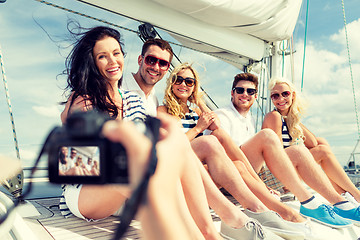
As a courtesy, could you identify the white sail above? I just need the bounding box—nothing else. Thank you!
[78,0,303,69]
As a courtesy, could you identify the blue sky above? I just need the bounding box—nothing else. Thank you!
[0,0,359,167]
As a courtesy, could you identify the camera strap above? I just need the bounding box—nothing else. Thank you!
[112,117,160,240]
[112,142,158,240]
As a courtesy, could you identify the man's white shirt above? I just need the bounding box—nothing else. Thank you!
[121,75,158,116]
[205,102,255,146]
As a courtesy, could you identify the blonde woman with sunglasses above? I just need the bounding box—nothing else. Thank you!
[263,77,360,224]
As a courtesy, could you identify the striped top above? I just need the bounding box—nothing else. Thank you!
[120,89,147,122]
[281,116,292,148]
[59,89,147,218]
[181,108,203,137]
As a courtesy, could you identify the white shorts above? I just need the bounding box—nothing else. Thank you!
[63,184,87,220]
[63,184,125,221]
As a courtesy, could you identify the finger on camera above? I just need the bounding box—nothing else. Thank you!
[102,120,151,153]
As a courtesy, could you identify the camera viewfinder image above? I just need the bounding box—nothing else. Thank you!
[58,146,100,176]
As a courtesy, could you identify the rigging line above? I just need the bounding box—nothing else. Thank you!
[341,0,360,138]
[280,41,286,77]
[34,0,246,66]
[34,0,138,34]
[290,35,295,83]
[34,0,238,110]
[35,0,220,110]
[255,59,267,131]
[279,39,289,78]
[0,45,20,160]
[300,0,309,92]
[253,58,268,119]
[0,44,24,199]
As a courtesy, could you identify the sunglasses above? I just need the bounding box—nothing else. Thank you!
[173,76,195,87]
[270,91,291,100]
[144,55,170,70]
[232,87,257,96]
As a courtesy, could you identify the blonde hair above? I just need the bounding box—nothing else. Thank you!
[268,77,307,145]
[75,156,83,166]
[163,62,202,118]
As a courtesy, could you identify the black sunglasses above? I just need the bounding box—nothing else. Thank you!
[232,87,257,95]
[173,76,195,87]
[144,55,170,70]
[270,91,291,100]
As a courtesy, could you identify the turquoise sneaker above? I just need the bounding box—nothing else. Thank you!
[300,204,352,228]
[333,205,360,225]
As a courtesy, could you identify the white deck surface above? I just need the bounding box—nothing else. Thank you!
[3,192,360,240]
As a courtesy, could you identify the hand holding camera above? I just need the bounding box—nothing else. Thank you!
[45,111,160,185]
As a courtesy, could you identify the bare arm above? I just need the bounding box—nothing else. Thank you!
[262,111,284,144]
[156,105,168,114]
[61,93,93,124]
[185,108,218,141]
[197,99,220,131]
[158,104,218,141]
[301,123,319,149]
[103,114,197,240]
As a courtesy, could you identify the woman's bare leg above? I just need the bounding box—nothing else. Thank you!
[310,137,360,202]
[232,160,305,223]
[285,145,344,204]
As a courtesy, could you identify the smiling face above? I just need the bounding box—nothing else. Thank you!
[171,68,196,103]
[138,45,171,88]
[270,83,294,115]
[61,147,68,156]
[231,80,257,115]
[93,36,124,86]
[70,149,77,159]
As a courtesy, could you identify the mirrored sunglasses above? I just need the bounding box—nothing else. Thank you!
[270,91,291,100]
[144,55,170,70]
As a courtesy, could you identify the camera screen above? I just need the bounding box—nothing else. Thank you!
[58,146,100,177]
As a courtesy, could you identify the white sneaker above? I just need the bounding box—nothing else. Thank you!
[220,219,284,240]
[285,219,326,240]
[244,209,305,240]
[341,192,360,207]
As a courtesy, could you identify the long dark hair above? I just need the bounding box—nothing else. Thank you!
[64,24,125,118]
[59,148,67,165]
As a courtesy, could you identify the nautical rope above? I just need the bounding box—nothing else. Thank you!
[279,40,288,77]
[290,35,295,83]
[0,44,24,198]
[34,0,246,66]
[341,0,360,138]
[301,0,309,92]
[34,0,138,34]
[34,0,223,110]
[0,45,20,160]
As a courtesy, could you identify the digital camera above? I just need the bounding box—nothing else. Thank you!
[46,111,159,184]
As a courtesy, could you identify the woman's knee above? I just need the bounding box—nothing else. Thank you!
[311,144,332,161]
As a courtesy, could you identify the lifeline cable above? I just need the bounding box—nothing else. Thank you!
[341,0,360,139]
[0,44,24,198]
[300,0,309,92]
